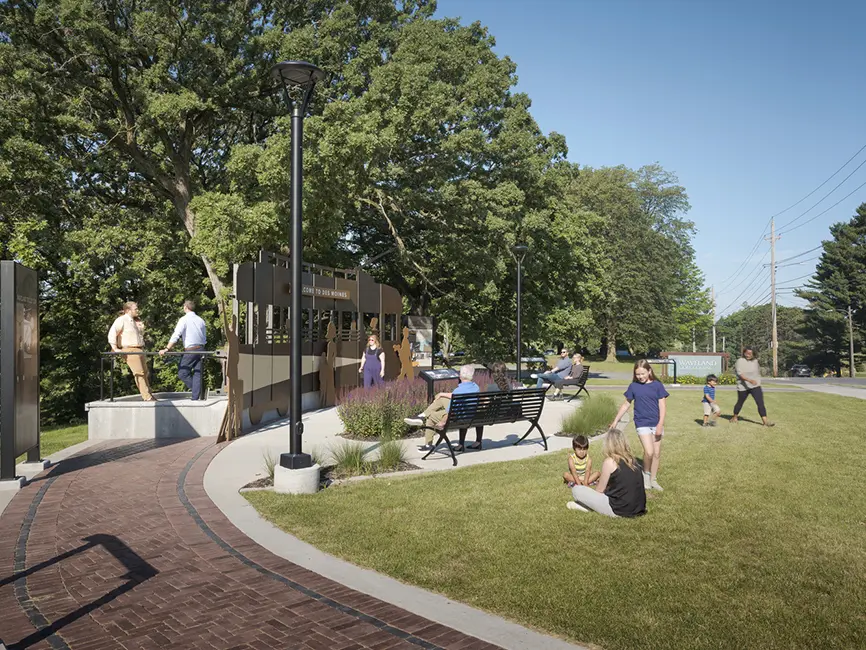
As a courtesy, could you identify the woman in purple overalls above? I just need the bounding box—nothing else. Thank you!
[359,334,386,388]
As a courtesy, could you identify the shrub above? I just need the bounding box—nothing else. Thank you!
[262,449,278,480]
[665,373,737,385]
[561,394,618,436]
[377,439,407,472]
[337,379,428,439]
[332,440,370,477]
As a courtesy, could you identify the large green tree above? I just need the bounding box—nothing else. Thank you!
[568,164,707,359]
[795,203,866,373]
[716,304,810,374]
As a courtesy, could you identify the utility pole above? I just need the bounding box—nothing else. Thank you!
[711,286,717,353]
[848,304,856,378]
[766,219,779,377]
[692,326,696,353]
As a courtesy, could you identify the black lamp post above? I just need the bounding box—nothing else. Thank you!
[272,61,326,470]
[512,244,528,383]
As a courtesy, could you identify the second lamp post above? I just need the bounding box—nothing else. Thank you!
[512,244,528,383]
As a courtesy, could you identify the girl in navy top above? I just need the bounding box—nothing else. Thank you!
[610,359,669,492]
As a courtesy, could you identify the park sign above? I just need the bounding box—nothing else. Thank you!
[661,352,728,378]
[1,261,40,481]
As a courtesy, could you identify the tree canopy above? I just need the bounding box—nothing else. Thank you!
[795,202,866,373]
[1,0,711,422]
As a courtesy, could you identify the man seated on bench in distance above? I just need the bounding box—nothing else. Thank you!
[550,353,584,401]
[532,348,572,391]
[404,364,480,451]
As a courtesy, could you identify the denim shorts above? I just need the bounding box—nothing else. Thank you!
[636,426,659,437]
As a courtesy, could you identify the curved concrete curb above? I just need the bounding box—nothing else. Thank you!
[204,430,588,650]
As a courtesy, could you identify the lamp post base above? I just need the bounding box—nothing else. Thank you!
[274,463,320,494]
[279,452,312,470]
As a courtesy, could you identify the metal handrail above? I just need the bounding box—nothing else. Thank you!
[99,350,225,402]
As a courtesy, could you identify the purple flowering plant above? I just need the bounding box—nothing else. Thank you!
[337,379,429,439]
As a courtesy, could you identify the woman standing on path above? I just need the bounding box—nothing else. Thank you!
[731,347,775,427]
[359,334,386,388]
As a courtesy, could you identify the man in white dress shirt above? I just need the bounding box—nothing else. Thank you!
[159,300,207,400]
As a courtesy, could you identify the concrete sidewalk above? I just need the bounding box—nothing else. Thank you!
[203,398,591,650]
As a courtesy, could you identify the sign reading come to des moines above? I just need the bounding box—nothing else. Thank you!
[663,353,726,377]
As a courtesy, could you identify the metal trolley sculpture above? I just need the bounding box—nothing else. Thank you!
[233,250,403,427]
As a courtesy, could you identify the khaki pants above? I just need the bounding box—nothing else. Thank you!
[422,395,451,444]
[122,347,154,401]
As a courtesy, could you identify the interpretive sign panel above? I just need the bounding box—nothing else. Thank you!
[406,315,434,368]
[1,261,40,480]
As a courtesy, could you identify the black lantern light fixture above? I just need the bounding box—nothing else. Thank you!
[271,61,326,470]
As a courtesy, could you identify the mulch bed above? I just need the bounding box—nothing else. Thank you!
[340,430,423,441]
[241,460,421,491]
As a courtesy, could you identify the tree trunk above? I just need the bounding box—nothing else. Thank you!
[172,189,225,308]
[605,321,618,362]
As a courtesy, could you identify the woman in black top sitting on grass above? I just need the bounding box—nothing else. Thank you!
[454,361,512,452]
[567,428,646,517]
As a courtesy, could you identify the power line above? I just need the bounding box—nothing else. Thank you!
[778,178,866,236]
[746,284,771,306]
[776,255,820,269]
[777,156,866,233]
[717,142,866,292]
[724,250,770,294]
[775,245,822,265]
[719,266,769,315]
[776,271,815,285]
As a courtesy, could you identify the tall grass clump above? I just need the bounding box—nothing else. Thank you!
[331,440,370,477]
[262,449,278,480]
[337,379,428,439]
[560,394,618,436]
[309,446,327,468]
[377,438,407,472]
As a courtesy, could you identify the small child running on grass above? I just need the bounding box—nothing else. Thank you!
[563,435,600,487]
[702,374,721,427]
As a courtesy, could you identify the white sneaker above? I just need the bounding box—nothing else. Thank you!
[403,417,423,427]
[651,480,664,492]
[566,501,589,512]
[643,472,651,489]
[530,373,539,379]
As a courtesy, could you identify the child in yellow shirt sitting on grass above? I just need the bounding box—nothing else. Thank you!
[563,435,600,487]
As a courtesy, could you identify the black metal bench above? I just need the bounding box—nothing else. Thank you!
[420,387,549,466]
[555,365,591,402]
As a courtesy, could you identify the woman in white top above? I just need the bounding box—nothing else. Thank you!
[107,302,155,401]
[730,347,773,426]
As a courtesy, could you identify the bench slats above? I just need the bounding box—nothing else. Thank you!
[421,386,550,466]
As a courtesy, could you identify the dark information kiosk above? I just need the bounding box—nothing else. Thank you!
[1,261,41,483]
[418,368,460,403]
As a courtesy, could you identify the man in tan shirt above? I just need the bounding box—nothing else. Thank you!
[108,302,155,401]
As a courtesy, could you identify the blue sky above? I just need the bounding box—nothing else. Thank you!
[434,0,866,317]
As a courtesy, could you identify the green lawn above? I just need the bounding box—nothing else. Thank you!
[246,391,866,650]
[16,423,88,463]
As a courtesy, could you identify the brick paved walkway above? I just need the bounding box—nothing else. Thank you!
[0,439,504,650]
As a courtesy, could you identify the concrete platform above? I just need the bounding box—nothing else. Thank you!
[86,392,227,439]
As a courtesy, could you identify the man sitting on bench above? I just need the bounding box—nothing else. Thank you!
[532,349,572,391]
[404,364,480,451]
[550,353,585,400]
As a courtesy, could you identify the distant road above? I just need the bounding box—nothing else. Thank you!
[785,376,866,388]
